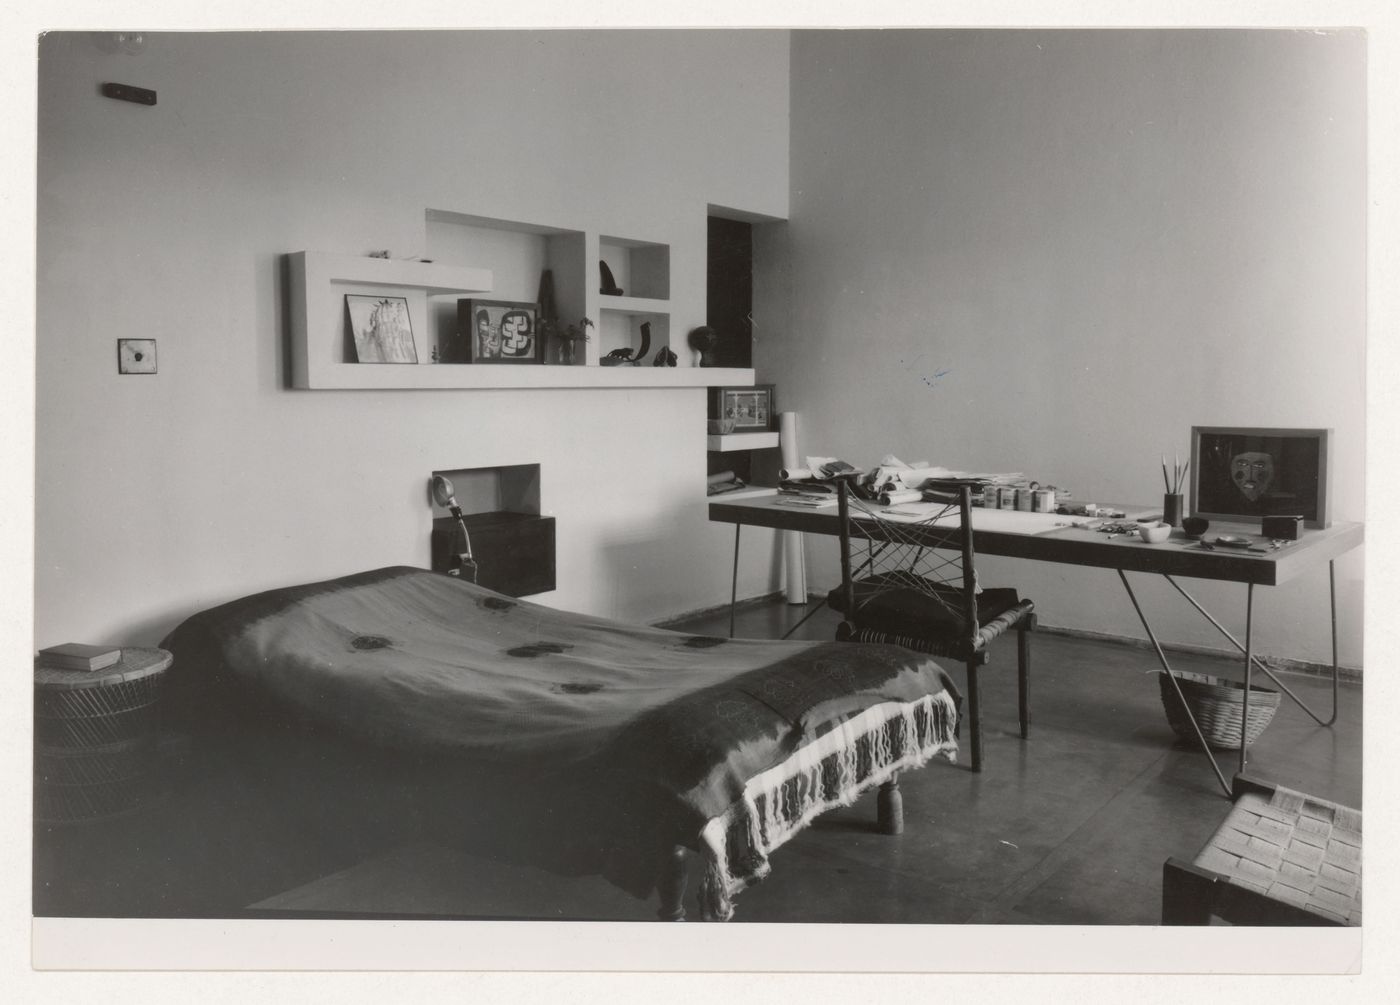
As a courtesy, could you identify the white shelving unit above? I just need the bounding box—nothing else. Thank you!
[288,247,756,390]
[706,431,781,452]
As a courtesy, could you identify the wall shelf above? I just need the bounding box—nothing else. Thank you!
[706,431,780,452]
[290,248,744,389]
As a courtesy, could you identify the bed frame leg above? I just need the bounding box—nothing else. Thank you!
[656,844,689,921]
[877,775,904,835]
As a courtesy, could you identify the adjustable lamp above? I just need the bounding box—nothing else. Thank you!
[430,475,478,583]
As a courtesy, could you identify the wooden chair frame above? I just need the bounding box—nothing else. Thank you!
[833,482,1035,772]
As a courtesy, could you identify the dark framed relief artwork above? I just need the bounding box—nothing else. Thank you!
[456,299,542,364]
[1190,426,1332,528]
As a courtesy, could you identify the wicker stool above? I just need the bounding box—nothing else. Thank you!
[1162,776,1361,926]
[34,647,172,824]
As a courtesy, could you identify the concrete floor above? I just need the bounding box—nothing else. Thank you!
[33,598,1361,925]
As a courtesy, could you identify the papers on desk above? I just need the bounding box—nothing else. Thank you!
[861,504,1079,536]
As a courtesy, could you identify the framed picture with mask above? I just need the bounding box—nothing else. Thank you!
[456,299,542,364]
[1190,426,1332,528]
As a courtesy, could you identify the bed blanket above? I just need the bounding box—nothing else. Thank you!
[163,566,959,915]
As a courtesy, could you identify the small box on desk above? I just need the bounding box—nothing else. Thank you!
[432,512,556,597]
[1261,514,1304,540]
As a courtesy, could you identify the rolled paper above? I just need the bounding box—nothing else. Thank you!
[879,489,924,506]
[707,470,737,486]
[779,412,807,604]
[779,467,813,481]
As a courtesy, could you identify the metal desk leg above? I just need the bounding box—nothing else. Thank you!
[729,524,741,639]
[1240,583,1254,776]
[1162,566,1340,727]
[1118,570,1233,797]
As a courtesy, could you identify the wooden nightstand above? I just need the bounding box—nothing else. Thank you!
[34,647,172,824]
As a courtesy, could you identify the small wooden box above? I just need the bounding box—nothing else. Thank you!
[432,511,556,597]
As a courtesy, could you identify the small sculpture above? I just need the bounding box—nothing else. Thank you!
[687,325,718,367]
[599,261,623,296]
[600,321,652,366]
[653,346,677,367]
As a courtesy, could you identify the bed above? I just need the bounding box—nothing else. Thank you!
[162,566,961,921]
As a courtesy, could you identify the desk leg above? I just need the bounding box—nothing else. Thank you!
[729,524,741,639]
[1117,570,1233,797]
[1240,584,1254,776]
[1162,570,1340,727]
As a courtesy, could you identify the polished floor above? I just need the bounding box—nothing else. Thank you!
[33,599,1361,925]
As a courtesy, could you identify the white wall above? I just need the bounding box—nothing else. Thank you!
[35,30,790,646]
[764,29,1366,667]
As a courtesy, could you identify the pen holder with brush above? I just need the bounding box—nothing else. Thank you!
[1162,493,1184,528]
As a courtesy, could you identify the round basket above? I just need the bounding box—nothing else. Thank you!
[1158,670,1280,750]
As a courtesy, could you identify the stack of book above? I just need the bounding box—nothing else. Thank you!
[775,480,840,508]
[37,643,123,672]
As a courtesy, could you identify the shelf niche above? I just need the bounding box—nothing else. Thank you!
[429,463,555,597]
[426,210,588,367]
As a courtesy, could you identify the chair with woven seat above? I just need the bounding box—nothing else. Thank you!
[830,481,1035,772]
[1162,775,1361,926]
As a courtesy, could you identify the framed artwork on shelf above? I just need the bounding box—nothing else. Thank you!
[345,295,418,364]
[1189,426,1333,528]
[709,384,775,432]
[456,299,542,364]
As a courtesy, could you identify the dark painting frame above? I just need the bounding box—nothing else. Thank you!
[457,299,543,364]
[1189,426,1332,529]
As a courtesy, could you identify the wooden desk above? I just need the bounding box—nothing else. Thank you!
[710,492,1364,796]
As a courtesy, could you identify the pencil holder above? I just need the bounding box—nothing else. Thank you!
[1162,493,1184,528]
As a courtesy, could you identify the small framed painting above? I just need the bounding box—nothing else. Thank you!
[709,384,775,431]
[1190,426,1332,528]
[345,295,418,364]
[457,299,542,364]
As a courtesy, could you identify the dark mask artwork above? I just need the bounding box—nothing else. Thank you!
[1230,451,1274,502]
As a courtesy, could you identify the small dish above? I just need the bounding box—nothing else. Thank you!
[1137,521,1171,544]
[1214,535,1253,548]
[707,419,736,435]
[1181,516,1210,539]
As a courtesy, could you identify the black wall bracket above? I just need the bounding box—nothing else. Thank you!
[102,82,157,106]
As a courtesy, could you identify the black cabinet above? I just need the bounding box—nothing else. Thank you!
[431,511,556,597]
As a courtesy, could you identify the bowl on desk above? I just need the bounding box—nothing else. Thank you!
[707,419,736,435]
[1137,521,1172,544]
[1181,517,1210,539]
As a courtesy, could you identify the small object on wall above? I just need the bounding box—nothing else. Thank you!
[599,261,623,296]
[687,326,718,367]
[117,338,157,374]
[345,295,417,364]
[368,250,391,259]
[653,346,677,367]
[101,82,157,106]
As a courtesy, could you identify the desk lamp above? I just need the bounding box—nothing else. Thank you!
[430,475,478,583]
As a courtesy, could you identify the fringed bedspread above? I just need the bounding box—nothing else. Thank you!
[163,566,959,919]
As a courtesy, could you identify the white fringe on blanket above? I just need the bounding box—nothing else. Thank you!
[695,691,959,921]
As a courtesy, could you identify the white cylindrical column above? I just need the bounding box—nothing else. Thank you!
[778,411,807,604]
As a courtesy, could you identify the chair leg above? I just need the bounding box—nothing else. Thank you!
[1017,624,1031,740]
[965,661,983,772]
[1161,858,1217,925]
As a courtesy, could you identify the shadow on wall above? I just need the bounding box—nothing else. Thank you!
[596,513,788,625]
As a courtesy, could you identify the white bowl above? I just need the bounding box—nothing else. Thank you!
[1138,521,1171,544]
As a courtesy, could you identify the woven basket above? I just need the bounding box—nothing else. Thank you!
[1158,670,1280,750]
